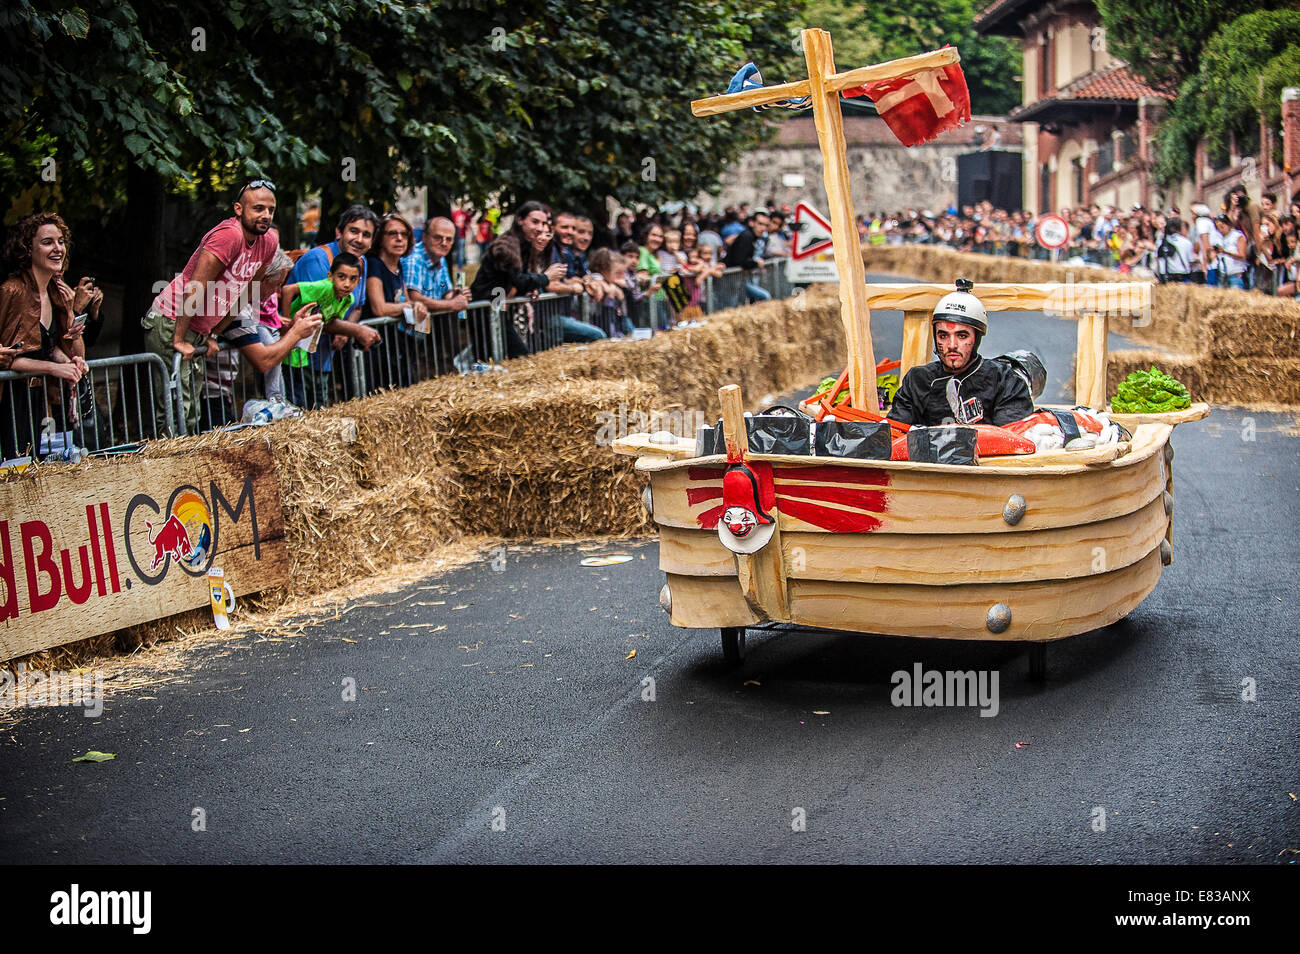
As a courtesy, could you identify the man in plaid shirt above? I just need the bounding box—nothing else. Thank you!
[403,217,471,370]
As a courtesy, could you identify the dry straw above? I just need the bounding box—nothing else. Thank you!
[863,245,1300,405]
[10,253,1296,670]
[7,294,847,669]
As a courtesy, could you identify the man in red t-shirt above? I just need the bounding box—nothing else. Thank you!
[143,180,279,435]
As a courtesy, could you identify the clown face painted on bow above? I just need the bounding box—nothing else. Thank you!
[717,461,777,554]
[722,506,758,538]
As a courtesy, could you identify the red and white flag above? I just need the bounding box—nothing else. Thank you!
[843,50,971,147]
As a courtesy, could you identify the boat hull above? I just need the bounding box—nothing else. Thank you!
[644,423,1176,642]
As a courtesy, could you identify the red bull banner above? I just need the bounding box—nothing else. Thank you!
[0,443,288,661]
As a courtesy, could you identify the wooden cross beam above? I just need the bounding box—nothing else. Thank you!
[690,46,961,117]
[691,33,962,413]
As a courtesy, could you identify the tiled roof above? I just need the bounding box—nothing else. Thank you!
[1056,64,1171,102]
[1011,64,1172,122]
[974,0,1042,36]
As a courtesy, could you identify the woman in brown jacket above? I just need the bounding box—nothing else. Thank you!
[0,212,87,460]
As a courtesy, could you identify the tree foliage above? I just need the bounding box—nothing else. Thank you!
[1096,0,1282,92]
[1151,8,1300,187]
[799,0,1022,116]
[0,0,803,227]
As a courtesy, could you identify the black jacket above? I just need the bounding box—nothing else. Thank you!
[724,227,761,271]
[887,355,1034,428]
[469,232,549,302]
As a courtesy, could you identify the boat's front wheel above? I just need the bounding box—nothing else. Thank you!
[721,627,746,667]
[1028,642,1048,682]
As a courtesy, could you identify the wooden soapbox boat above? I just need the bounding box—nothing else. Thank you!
[610,31,1208,677]
[612,281,1210,678]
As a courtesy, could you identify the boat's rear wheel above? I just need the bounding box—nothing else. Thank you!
[721,627,746,667]
[1028,642,1048,682]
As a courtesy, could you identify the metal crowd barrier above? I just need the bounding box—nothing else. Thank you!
[152,260,796,437]
[0,353,173,464]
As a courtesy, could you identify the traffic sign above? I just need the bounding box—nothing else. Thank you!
[792,202,834,258]
[1034,213,1070,250]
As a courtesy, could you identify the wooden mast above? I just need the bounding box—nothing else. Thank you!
[802,28,879,411]
[689,34,964,412]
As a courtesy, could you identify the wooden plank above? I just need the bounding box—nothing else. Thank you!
[687,46,960,118]
[663,572,758,629]
[0,443,289,661]
[861,282,1152,316]
[735,511,790,621]
[899,310,932,381]
[804,28,879,412]
[1075,312,1109,408]
[978,441,1128,468]
[824,47,962,95]
[691,79,813,117]
[1107,402,1210,429]
[659,495,1168,585]
[646,439,1166,534]
[611,432,697,460]
[718,384,748,459]
[785,547,1163,641]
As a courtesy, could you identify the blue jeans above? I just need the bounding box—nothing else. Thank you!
[558,315,606,343]
[745,281,771,304]
[1225,274,1245,289]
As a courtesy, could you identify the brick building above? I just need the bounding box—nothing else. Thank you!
[974,0,1171,214]
[977,0,1299,214]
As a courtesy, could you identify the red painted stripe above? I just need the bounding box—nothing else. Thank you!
[688,466,723,481]
[778,498,883,533]
[686,486,723,505]
[100,502,121,593]
[696,504,725,529]
[776,484,887,510]
[86,504,106,597]
[772,464,890,485]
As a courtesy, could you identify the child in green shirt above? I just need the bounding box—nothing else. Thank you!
[278,253,366,408]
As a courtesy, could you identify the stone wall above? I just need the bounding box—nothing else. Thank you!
[700,115,1023,215]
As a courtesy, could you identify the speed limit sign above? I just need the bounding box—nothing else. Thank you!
[1034,213,1070,249]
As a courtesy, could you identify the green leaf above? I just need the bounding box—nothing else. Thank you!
[71,751,116,763]
[396,71,413,91]
[122,133,148,155]
[60,8,90,39]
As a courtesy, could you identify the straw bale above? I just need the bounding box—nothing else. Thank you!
[2,288,862,667]
[1205,305,1300,360]
[863,243,1300,406]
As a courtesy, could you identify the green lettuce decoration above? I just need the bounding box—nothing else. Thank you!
[1111,367,1192,414]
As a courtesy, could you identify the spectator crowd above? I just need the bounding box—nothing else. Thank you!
[858,183,1300,295]
[0,184,801,456]
[7,173,1291,460]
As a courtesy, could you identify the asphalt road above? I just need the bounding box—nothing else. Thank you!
[3,290,1297,864]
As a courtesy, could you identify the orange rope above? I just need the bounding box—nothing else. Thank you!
[810,364,911,438]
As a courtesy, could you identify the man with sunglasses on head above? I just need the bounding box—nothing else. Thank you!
[142,178,280,435]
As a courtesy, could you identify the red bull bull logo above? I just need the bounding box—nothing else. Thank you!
[145,515,193,571]
[143,491,212,572]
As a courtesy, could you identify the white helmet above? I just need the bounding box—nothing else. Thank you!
[932,278,988,335]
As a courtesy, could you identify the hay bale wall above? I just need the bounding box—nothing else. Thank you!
[864,245,1300,405]
[9,294,847,662]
